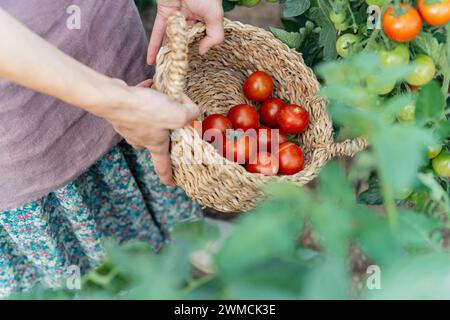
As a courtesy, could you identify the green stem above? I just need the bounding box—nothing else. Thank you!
[381,175,398,230]
[345,1,357,32]
[181,274,217,297]
[443,23,450,97]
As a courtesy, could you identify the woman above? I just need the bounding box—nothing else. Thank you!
[0,0,224,297]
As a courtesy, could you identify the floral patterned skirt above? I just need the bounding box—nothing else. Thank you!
[0,141,202,298]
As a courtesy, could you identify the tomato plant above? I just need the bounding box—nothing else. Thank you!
[382,3,422,42]
[243,71,274,102]
[227,104,260,131]
[277,104,309,134]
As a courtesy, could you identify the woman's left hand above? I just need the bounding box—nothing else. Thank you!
[147,0,224,65]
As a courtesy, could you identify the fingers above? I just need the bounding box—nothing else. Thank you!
[199,10,224,55]
[148,139,176,187]
[136,79,154,88]
[157,93,200,129]
[180,94,200,122]
[147,14,167,65]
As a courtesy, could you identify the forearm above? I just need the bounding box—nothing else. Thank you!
[0,8,116,116]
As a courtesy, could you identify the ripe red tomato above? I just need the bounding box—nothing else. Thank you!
[278,129,287,144]
[257,126,288,152]
[246,152,279,176]
[222,131,257,164]
[382,4,422,42]
[259,98,285,127]
[227,104,260,131]
[243,71,274,102]
[201,114,232,143]
[277,104,309,134]
[277,142,304,175]
[257,126,272,152]
[417,0,450,26]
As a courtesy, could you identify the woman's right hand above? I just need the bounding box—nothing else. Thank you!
[92,79,200,187]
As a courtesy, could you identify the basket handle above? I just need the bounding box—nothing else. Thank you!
[329,137,368,158]
[306,97,368,158]
[163,12,189,102]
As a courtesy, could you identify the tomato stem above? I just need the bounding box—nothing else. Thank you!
[381,173,398,230]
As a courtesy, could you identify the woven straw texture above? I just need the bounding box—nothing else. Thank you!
[154,13,367,212]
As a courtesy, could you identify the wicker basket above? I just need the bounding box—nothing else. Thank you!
[154,13,367,213]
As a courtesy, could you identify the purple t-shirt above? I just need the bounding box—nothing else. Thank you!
[0,0,152,210]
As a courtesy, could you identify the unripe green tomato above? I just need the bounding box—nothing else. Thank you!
[335,21,350,31]
[366,0,385,7]
[396,102,415,122]
[406,54,436,86]
[330,11,346,24]
[432,151,450,177]
[428,144,443,159]
[336,33,359,57]
[239,0,261,7]
[367,76,396,95]
[379,45,410,68]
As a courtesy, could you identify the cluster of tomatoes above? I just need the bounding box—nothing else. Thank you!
[382,0,450,42]
[199,71,310,176]
[335,2,445,98]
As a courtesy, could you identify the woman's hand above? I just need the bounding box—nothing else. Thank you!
[92,79,199,186]
[147,0,224,65]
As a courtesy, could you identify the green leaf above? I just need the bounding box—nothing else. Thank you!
[308,1,337,60]
[372,124,433,195]
[283,0,311,17]
[365,253,450,299]
[355,208,405,266]
[270,27,303,49]
[221,258,307,299]
[215,194,303,277]
[222,0,237,12]
[434,119,450,141]
[358,177,383,205]
[413,33,449,76]
[395,210,442,252]
[301,256,352,299]
[281,18,302,32]
[415,80,445,125]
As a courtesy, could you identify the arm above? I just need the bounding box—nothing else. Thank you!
[0,8,199,186]
[147,0,224,64]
